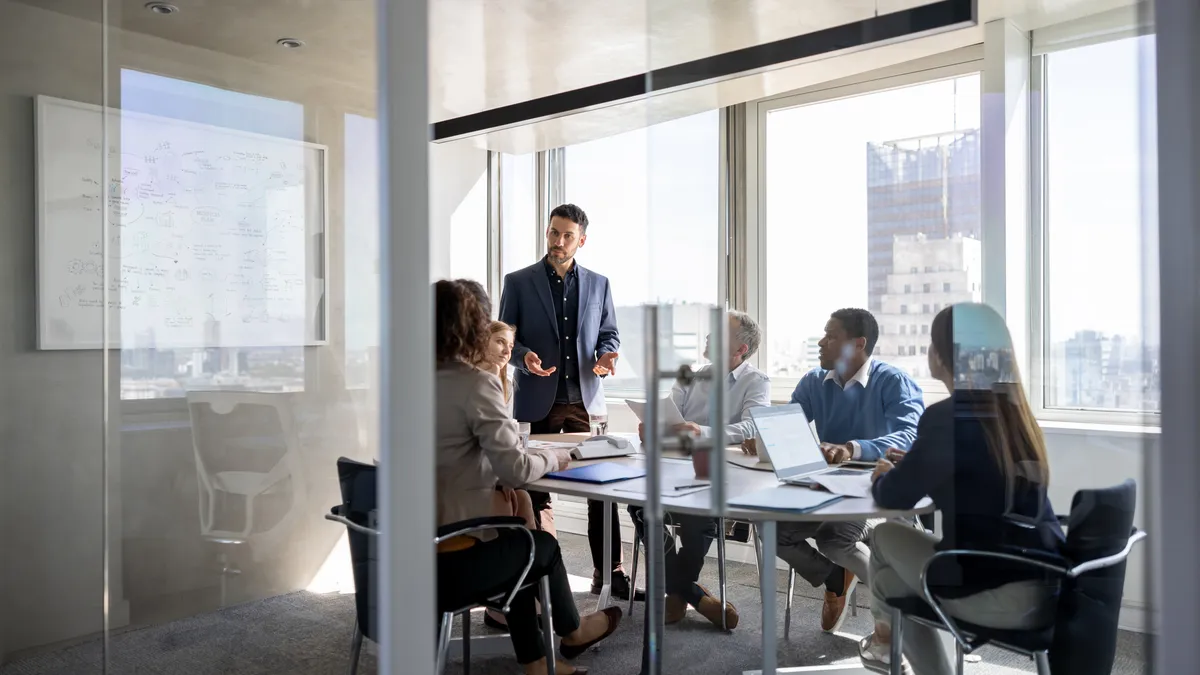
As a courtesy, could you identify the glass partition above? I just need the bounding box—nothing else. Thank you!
[100,1,381,672]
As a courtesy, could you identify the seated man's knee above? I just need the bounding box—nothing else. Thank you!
[814,522,866,556]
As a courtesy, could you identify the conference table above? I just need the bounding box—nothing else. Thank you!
[526,433,934,675]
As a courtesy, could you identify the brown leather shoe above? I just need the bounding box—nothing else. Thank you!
[694,585,739,630]
[664,594,687,624]
[820,570,858,633]
[560,606,623,660]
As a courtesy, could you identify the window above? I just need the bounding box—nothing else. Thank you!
[922,304,931,314]
[920,346,928,355]
[921,325,929,335]
[564,110,720,398]
[117,70,308,399]
[501,153,538,285]
[449,169,488,285]
[345,113,381,388]
[759,73,981,403]
[900,325,907,335]
[1040,36,1159,414]
[943,282,952,292]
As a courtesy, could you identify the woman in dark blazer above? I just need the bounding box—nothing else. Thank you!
[858,303,1064,675]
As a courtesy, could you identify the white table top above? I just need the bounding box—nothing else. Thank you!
[526,434,933,523]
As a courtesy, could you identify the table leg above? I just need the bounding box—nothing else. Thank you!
[597,498,613,611]
[761,520,777,675]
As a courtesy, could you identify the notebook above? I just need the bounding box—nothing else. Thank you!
[545,463,646,484]
[727,485,844,513]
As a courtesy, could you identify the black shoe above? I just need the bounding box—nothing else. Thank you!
[591,570,647,602]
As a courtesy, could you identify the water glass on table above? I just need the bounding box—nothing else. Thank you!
[589,413,608,437]
[518,422,531,449]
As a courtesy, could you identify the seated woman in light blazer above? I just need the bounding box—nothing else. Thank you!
[435,280,620,675]
[858,303,1064,675]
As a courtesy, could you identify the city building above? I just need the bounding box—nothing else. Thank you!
[866,129,981,313]
[876,232,983,378]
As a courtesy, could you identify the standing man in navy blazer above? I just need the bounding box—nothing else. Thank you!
[499,203,642,601]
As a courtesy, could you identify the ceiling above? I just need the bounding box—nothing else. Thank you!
[13,0,1142,150]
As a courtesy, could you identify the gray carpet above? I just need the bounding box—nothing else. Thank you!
[1,533,1149,675]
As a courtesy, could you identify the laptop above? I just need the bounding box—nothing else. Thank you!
[747,404,870,485]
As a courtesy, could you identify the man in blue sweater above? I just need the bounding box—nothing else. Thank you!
[778,308,924,633]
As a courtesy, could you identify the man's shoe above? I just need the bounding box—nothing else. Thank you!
[591,570,647,602]
[694,585,739,630]
[820,569,858,633]
[664,594,687,624]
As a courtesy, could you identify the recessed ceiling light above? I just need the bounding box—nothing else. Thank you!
[145,2,178,14]
[276,38,305,49]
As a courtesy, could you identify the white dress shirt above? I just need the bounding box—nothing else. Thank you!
[671,359,772,444]
[822,357,872,459]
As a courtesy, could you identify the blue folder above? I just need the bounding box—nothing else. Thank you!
[546,462,646,484]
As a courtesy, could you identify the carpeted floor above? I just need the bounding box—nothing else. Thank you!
[0,533,1149,675]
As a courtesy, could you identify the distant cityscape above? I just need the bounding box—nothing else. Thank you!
[767,128,1160,412]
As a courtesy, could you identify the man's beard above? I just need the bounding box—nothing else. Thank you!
[548,249,573,263]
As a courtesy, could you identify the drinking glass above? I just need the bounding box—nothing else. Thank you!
[518,422,531,449]
[589,413,608,437]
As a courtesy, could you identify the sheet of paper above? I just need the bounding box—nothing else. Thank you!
[611,477,712,498]
[810,473,874,499]
[624,397,687,427]
[527,440,579,451]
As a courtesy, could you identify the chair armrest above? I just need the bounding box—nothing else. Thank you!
[324,505,381,537]
[917,549,1070,651]
[435,516,536,615]
[1066,529,1147,578]
[436,516,528,541]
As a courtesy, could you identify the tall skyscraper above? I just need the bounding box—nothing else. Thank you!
[866,129,981,313]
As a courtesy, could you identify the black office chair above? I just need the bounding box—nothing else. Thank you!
[884,479,1146,675]
[325,457,558,675]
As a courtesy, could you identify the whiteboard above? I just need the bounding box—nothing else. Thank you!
[36,95,328,350]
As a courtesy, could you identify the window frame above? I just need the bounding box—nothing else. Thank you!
[744,56,984,404]
[1028,49,1160,427]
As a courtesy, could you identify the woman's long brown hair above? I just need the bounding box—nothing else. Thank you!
[434,280,489,365]
[930,303,1051,489]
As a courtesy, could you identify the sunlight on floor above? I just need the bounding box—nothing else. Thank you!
[568,573,594,594]
[306,531,355,594]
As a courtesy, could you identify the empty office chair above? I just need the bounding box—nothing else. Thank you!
[883,479,1145,675]
[187,391,306,604]
[326,457,558,675]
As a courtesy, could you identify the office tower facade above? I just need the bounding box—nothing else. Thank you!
[876,233,983,378]
[866,130,981,313]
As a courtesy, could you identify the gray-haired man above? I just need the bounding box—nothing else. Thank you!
[629,311,770,630]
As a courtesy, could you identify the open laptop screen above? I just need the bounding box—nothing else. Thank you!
[749,404,828,480]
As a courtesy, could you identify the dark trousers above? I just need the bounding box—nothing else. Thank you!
[528,402,623,572]
[628,507,718,606]
[438,530,580,664]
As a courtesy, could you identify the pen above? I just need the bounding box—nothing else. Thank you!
[674,482,711,490]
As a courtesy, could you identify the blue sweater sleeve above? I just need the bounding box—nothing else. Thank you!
[788,372,817,421]
[854,372,925,460]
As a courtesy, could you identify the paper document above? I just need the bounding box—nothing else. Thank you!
[571,438,635,460]
[810,473,874,499]
[625,397,687,427]
[527,440,579,451]
[611,477,712,498]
